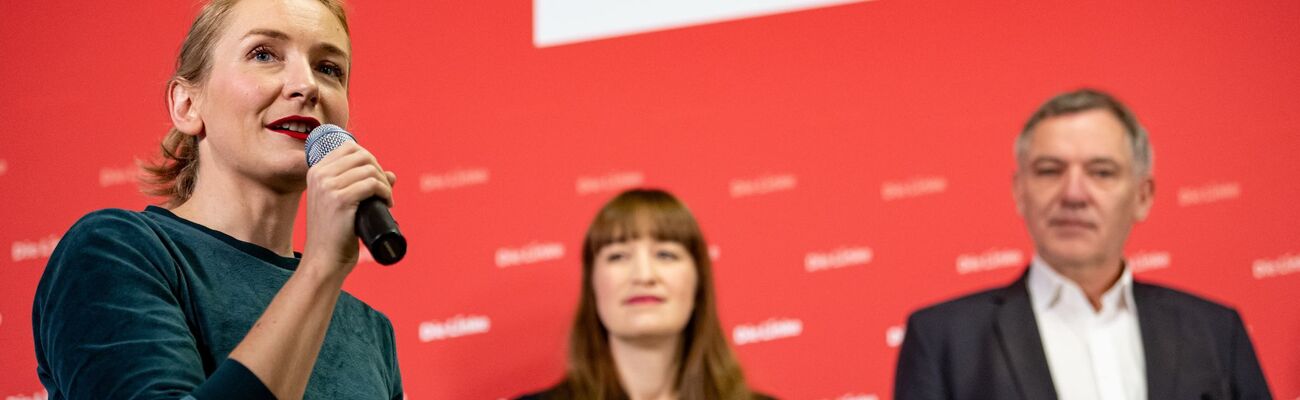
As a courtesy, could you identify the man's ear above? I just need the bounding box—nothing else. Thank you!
[1012,172,1026,217]
[168,78,204,136]
[1135,177,1155,221]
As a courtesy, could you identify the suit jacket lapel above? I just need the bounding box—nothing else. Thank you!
[1134,282,1180,399]
[994,271,1058,400]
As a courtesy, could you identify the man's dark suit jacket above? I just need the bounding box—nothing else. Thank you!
[894,269,1272,400]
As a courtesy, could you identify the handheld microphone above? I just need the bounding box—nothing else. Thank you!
[306,124,406,265]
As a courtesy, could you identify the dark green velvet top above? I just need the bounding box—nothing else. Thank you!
[33,206,402,399]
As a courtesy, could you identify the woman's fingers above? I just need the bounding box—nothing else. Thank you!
[309,142,395,207]
[301,140,397,273]
[325,165,394,206]
[311,142,382,176]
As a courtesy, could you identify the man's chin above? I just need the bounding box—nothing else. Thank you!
[1039,247,1108,268]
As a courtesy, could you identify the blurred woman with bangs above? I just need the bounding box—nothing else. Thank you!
[519,188,774,400]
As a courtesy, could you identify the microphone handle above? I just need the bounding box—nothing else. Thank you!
[355,197,406,265]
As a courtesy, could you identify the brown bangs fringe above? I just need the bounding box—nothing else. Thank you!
[583,190,704,266]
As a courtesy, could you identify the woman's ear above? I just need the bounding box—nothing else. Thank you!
[168,78,204,136]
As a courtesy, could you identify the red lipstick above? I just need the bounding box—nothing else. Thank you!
[266,116,321,141]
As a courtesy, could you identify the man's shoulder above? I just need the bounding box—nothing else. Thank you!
[1135,280,1241,321]
[907,284,1013,325]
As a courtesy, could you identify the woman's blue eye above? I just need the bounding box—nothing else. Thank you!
[250,46,277,62]
[317,64,345,79]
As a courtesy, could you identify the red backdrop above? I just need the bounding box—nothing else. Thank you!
[2,1,1298,399]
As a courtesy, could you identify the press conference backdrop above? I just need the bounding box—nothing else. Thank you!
[1,1,1297,398]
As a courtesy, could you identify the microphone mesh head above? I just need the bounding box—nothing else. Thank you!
[305,124,356,167]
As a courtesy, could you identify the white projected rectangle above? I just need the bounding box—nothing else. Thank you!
[534,0,868,47]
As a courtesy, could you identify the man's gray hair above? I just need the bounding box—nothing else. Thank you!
[1015,88,1154,177]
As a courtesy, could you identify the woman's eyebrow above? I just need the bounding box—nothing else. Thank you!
[243,28,289,41]
[243,28,350,59]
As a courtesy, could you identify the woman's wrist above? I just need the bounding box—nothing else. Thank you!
[295,253,353,288]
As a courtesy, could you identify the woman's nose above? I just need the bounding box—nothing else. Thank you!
[283,58,320,105]
[630,250,658,284]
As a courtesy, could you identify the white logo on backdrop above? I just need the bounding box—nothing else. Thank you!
[1252,253,1300,280]
[881,176,948,201]
[805,246,873,273]
[98,164,138,188]
[496,242,566,268]
[420,168,490,192]
[534,0,868,47]
[3,389,48,400]
[955,248,1024,275]
[1128,251,1171,273]
[819,394,880,400]
[885,324,905,348]
[708,244,721,262]
[1178,182,1241,206]
[576,171,644,195]
[418,314,492,343]
[733,318,803,346]
[12,234,61,263]
[730,173,797,198]
[0,159,8,177]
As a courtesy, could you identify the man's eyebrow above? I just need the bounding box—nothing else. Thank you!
[1086,158,1122,167]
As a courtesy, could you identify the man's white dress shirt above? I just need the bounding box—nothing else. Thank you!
[1027,256,1147,400]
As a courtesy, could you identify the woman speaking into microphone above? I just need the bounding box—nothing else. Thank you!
[31,0,401,398]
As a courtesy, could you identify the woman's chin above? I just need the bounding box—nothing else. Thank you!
[252,167,308,194]
[610,326,683,342]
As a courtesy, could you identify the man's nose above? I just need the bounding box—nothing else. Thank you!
[1060,167,1091,208]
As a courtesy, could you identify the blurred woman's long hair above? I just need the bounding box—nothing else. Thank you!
[548,188,756,400]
